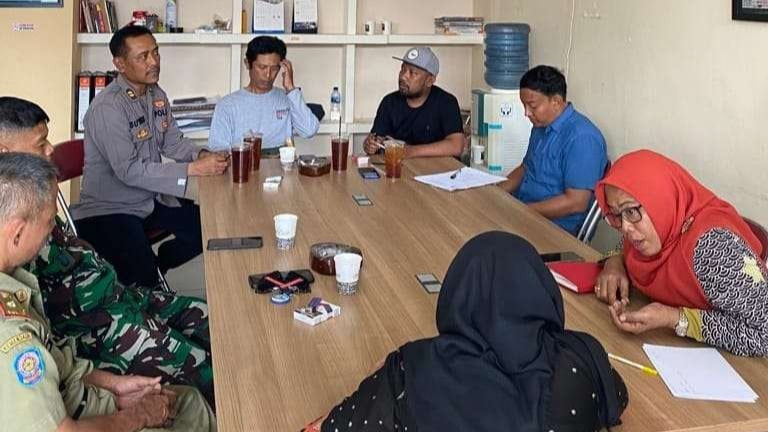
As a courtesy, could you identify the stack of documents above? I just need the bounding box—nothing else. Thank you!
[414,167,506,192]
[643,344,758,403]
[171,96,220,134]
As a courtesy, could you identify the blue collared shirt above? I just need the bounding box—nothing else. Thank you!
[514,103,608,234]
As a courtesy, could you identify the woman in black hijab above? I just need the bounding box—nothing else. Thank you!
[303,231,628,432]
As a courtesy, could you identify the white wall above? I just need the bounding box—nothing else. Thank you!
[487,0,768,225]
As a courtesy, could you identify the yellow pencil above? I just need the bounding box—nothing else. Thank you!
[608,353,659,377]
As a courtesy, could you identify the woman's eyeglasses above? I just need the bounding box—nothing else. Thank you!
[604,205,643,228]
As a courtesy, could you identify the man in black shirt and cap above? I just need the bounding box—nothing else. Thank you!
[363,46,465,158]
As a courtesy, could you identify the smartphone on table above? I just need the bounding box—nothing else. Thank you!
[416,273,442,294]
[206,236,263,251]
[539,251,584,263]
[358,167,381,180]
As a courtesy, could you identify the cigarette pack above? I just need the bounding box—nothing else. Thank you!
[293,301,341,326]
[263,175,282,191]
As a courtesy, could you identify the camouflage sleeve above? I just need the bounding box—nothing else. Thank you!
[0,323,67,432]
[32,223,121,318]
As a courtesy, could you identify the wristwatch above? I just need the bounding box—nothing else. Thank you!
[674,308,689,337]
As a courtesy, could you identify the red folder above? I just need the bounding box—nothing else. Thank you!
[546,261,601,294]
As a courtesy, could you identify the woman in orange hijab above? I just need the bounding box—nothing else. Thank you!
[594,150,768,356]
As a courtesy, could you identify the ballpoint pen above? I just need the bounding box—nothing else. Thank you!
[608,353,659,377]
[450,167,463,179]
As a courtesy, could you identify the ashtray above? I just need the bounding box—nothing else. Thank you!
[310,242,363,275]
[298,156,331,177]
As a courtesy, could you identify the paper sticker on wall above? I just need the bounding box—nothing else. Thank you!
[12,23,35,32]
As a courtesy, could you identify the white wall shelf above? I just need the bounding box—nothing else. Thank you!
[75,0,481,152]
[77,33,482,46]
[177,120,374,141]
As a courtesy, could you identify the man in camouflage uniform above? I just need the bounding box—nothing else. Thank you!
[0,152,216,432]
[0,96,215,408]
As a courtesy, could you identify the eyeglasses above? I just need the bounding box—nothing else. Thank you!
[604,205,644,228]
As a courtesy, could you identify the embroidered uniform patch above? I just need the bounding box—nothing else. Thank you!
[14,289,28,303]
[1,332,32,354]
[0,291,29,318]
[13,347,45,387]
[153,99,166,108]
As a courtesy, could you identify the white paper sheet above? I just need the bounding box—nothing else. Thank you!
[643,344,758,403]
[413,167,506,192]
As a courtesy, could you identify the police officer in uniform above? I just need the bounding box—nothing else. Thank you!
[0,153,216,432]
[72,25,229,289]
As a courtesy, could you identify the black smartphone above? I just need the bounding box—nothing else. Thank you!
[206,236,263,251]
[358,167,381,180]
[539,251,584,263]
[416,273,442,294]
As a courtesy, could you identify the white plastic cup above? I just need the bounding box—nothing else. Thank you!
[273,213,298,249]
[334,253,362,295]
[472,145,484,165]
[279,146,296,171]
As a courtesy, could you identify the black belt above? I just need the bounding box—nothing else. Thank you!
[72,387,89,420]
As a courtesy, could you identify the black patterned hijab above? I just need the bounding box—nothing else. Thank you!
[400,231,626,432]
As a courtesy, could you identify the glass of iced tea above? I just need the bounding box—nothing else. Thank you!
[244,133,263,171]
[231,141,253,184]
[331,134,349,171]
[384,139,405,178]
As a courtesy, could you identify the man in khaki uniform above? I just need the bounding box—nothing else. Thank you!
[0,152,216,432]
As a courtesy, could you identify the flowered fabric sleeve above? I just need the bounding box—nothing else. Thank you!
[692,228,768,356]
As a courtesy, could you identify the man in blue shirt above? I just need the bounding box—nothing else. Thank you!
[499,65,608,235]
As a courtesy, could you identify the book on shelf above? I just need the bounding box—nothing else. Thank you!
[74,70,118,132]
[434,16,484,35]
[80,0,118,33]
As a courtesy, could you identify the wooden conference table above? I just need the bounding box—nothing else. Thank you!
[199,157,768,432]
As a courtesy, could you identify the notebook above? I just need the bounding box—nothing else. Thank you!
[546,261,601,294]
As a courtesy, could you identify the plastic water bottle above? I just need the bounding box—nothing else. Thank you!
[330,86,341,121]
[165,0,177,31]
